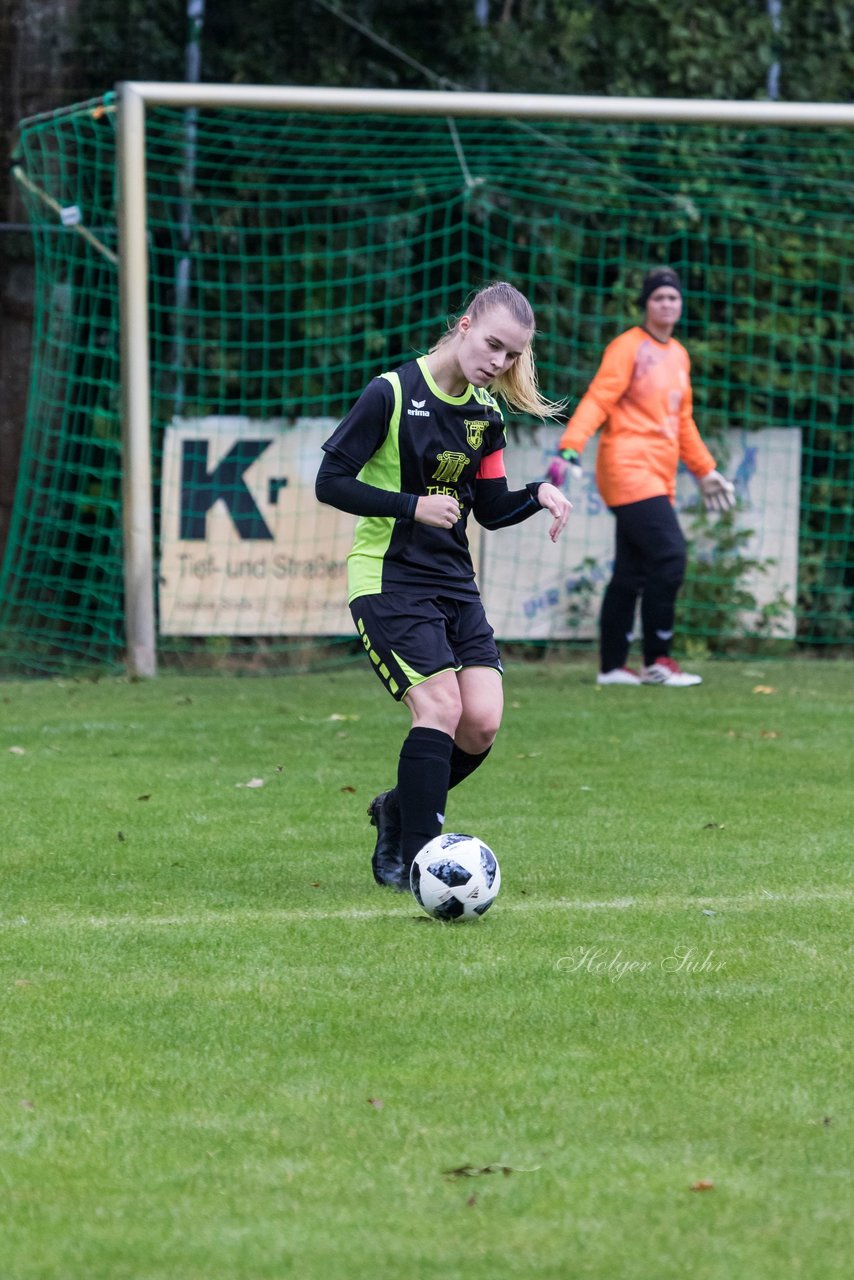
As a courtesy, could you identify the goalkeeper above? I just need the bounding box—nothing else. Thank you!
[548,267,735,688]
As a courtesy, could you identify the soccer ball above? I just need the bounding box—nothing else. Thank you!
[410,832,501,921]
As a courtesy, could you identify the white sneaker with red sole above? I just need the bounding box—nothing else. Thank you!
[640,657,702,687]
[597,667,642,685]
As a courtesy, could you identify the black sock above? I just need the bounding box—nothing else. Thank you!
[398,726,454,866]
[448,744,491,790]
[385,744,491,810]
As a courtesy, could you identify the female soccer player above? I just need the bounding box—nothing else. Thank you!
[315,281,571,890]
[548,267,735,687]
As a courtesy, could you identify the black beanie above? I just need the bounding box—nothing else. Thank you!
[638,268,682,308]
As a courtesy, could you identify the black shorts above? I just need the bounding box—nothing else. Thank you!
[350,592,503,701]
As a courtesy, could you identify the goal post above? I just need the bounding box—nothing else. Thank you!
[116,82,854,677]
[117,84,156,676]
[3,84,852,677]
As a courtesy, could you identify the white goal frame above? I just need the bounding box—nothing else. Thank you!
[116,82,854,676]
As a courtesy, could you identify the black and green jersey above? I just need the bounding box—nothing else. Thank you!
[321,356,508,602]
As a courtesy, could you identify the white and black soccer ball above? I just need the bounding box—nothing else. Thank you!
[410,832,501,921]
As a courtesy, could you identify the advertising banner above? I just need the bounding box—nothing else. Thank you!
[159,417,354,635]
[160,417,799,641]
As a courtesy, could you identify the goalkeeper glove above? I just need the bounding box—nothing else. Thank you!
[699,469,736,513]
[546,447,583,489]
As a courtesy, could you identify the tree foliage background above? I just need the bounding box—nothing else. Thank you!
[64,0,854,103]
[1,0,852,648]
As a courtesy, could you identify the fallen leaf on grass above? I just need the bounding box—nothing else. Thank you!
[466,1194,478,1207]
[8,746,26,755]
[760,729,779,739]
[367,1097,384,1110]
[703,822,725,829]
[328,714,360,722]
[444,1165,512,1180]
[340,785,356,793]
[752,685,777,695]
[690,1180,715,1191]
[19,1099,34,1110]
[235,778,265,788]
[137,794,151,801]
[443,1163,539,1180]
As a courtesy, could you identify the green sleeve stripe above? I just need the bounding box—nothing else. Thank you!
[347,372,402,601]
[380,370,402,426]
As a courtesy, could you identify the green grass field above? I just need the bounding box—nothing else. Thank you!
[1,660,851,1279]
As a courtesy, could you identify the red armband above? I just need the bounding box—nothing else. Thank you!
[476,449,506,481]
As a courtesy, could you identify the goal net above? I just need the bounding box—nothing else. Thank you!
[2,87,852,675]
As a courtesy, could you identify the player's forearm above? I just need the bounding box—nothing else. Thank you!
[315,454,416,519]
[678,420,716,478]
[558,392,610,454]
[473,479,542,529]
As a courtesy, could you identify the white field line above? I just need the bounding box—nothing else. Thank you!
[2,887,851,931]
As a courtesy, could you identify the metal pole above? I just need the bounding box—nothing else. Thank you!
[117,82,157,677]
[767,0,782,101]
[174,0,206,413]
[474,0,489,92]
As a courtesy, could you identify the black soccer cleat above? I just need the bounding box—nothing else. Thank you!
[367,789,407,891]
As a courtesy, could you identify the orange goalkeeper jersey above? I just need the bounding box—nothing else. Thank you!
[558,326,715,507]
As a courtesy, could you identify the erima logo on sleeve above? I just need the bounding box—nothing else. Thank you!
[408,398,430,417]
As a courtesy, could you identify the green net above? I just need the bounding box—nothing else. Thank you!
[2,94,852,676]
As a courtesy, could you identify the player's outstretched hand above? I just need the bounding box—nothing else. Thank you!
[699,469,736,513]
[414,493,462,528]
[536,483,572,542]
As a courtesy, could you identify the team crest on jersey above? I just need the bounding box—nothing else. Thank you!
[464,419,489,449]
[432,451,469,483]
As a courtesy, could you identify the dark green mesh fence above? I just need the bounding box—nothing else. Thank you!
[2,94,852,675]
